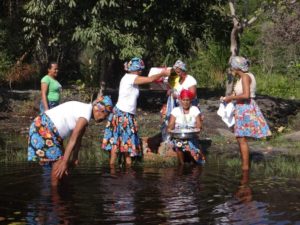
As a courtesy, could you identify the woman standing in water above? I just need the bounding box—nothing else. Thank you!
[102,57,170,167]
[167,89,205,165]
[40,62,62,113]
[28,95,113,186]
[220,56,271,171]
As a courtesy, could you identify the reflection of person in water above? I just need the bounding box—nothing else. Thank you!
[159,166,203,224]
[26,165,72,224]
[213,170,268,224]
[235,170,252,202]
[100,166,137,223]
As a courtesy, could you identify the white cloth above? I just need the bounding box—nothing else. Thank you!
[234,72,256,98]
[171,106,200,129]
[116,73,139,114]
[174,75,197,96]
[217,102,235,127]
[45,101,92,139]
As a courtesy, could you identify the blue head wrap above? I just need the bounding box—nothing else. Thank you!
[124,57,145,72]
[173,60,187,71]
[93,95,113,113]
[230,56,249,72]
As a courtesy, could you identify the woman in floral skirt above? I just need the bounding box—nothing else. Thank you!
[220,56,271,171]
[28,95,113,186]
[102,57,170,167]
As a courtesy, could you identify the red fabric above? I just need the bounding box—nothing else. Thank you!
[180,89,194,100]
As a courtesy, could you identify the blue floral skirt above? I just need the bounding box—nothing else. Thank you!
[102,107,141,157]
[28,113,64,164]
[234,99,272,138]
[171,138,205,164]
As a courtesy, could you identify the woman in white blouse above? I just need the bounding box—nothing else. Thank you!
[102,57,170,167]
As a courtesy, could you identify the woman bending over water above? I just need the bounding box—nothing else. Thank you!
[28,95,113,186]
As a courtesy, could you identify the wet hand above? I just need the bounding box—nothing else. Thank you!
[54,159,69,179]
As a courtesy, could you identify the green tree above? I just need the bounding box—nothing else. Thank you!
[71,0,230,90]
[22,0,91,82]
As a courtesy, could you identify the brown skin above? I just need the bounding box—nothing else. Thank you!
[172,67,197,99]
[167,97,202,165]
[41,63,59,111]
[51,107,108,186]
[220,68,251,171]
[133,67,170,85]
[109,68,171,167]
[235,170,252,202]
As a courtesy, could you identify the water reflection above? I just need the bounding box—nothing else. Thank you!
[213,170,269,224]
[159,165,204,224]
[0,162,300,224]
[26,165,73,224]
[100,165,204,224]
[100,165,137,223]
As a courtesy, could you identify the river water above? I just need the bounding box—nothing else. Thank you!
[0,161,300,225]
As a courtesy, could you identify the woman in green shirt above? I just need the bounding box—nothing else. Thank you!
[40,62,62,113]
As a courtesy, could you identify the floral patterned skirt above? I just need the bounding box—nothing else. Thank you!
[171,138,205,164]
[102,107,141,157]
[28,113,64,164]
[234,99,272,138]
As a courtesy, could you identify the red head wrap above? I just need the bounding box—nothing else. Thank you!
[180,89,194,100]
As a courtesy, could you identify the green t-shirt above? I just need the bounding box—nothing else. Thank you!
[41,75,62,102]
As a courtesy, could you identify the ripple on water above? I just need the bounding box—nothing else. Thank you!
[0,162,300,224]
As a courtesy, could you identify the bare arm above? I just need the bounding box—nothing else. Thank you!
[222,73,250,102]
[188,85,197,98]
[54,117,88,179]
[167,114,176,132]
[70,133,83,166]
[41,83,49,111]
[195,114,202,130]
[134,68,170,85]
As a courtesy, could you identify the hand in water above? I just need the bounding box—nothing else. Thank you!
[54,159,69,179]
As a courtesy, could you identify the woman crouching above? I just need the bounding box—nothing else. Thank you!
[167,89,205,165]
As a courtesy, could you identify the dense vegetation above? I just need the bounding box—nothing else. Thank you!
[0,0,299,99]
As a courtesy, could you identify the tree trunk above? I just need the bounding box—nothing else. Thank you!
[98,58,107,96]
[226,0,263,95]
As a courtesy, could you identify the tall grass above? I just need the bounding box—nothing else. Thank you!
[255,71,300,99]
[225,155,300,177]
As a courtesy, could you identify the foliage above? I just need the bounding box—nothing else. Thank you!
[255,71,300,99]
[0,52,13,83]
[0,20,16,83]
[255,1,300,75]
[186,38,229,88]
[0,0,297,99]
[22,0,86,83]
[71,0,229,84]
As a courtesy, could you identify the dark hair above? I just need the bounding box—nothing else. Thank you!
[47,61,58,70]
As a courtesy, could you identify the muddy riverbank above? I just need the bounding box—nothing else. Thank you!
[0,88,300,161]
